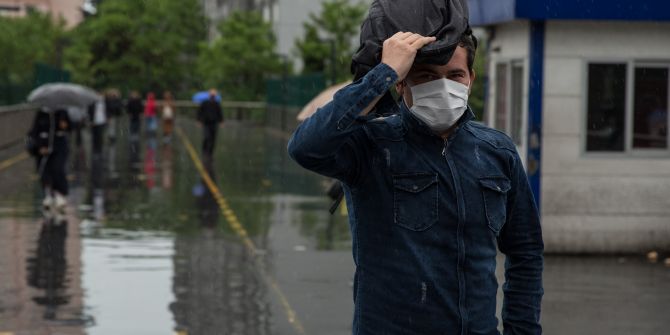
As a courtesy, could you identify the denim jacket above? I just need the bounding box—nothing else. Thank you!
[288,63,544,335]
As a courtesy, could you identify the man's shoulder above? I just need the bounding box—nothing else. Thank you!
[464,121,517,152]
[362,112,405,141]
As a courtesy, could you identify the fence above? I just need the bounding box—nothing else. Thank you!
[0,63,70,106]
[0,104,36,150]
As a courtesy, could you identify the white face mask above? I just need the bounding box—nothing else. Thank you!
[407,78,469,133]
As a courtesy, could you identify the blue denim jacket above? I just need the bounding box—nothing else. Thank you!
[288,63,544,335]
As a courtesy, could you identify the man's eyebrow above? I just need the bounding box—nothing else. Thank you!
[447,69,466,75]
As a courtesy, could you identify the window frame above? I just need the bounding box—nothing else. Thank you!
[492,59,527,147]
[582,59,670,158]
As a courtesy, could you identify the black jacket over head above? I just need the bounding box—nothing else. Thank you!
[351,0,470,80]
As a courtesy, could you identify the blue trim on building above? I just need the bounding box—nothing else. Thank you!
[527,20,544,210]
[469,0,516,26]
[469,0,670,26]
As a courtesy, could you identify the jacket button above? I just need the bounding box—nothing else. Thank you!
[386,77,392,82]
[496,186,501,191]
[413,185,418,190]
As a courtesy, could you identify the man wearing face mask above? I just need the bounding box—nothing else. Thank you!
[288,1,543,334]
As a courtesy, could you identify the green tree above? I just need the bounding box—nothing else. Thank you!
[294,0,367,83]
[470,37,486,119]
[64,0,206,93]
[197,11,282,101]
[0,10,66,83]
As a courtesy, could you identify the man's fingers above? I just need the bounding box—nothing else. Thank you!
[403,33,424,45]
[396,31,413,40]
[411,36,437,49]
[390,31,407,39]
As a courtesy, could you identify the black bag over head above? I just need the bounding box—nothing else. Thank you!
[351,0,471,80]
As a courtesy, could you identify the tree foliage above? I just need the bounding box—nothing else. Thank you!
[0,10,66,83]
[197,11,283,101]
[64,0,207,94]
[294,0,367,83]
[470,36,486,119]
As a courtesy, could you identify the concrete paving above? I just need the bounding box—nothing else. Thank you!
[0,119,669,335]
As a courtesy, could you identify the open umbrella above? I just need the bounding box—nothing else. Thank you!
[192,91,221,104]
[296,81,352,122]
[27,83,101,109]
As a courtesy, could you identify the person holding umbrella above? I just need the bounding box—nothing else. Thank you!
[27,83,101,219]
[197,88,224,157]
[28,107,71,218]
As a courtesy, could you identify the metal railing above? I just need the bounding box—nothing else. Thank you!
[0,100,270,150]
[0,103,36,149]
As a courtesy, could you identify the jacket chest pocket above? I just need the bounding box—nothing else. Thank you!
[479,177,511,235]
[393,173,438,231]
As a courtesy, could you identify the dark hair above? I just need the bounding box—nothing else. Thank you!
[459,31,478,74]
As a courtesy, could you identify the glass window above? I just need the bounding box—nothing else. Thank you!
[510,63,524,145]
[495,63,508,133]
[586,64,627,152]
[633,67,668,149]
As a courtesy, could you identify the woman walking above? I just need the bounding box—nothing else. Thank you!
[144,92,158,135]
[126,91,144,141]
[161,91,175,143]
[28,107,71,220]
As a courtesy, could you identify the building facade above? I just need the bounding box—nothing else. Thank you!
[0,0,85,27]
[469,0,670,253]
[201,0,372,71]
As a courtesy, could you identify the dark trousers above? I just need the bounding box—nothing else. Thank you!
[202,123,218,156]
[91,125,105,154]
[36,140,69,196]
[129,117,141,137]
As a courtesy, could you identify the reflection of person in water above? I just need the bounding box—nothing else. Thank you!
[144,137,157,190]
[161,142,174,190]
[26,219,69,320]
[195,159,219,229]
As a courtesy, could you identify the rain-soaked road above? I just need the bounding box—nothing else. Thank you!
[1,118,669,335]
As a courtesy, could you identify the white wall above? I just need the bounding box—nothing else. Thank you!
[486,20,670,253]
[542,20,670,253]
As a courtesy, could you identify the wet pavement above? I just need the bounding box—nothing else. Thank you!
[1,118,669,335]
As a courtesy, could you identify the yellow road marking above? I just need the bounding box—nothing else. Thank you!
[176,127,306,335]
[0,151,29,171]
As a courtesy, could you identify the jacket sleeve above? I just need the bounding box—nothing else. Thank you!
[499,152,544,335]
[287,63,398,184]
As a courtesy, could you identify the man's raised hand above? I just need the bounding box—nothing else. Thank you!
[381,32,436,82]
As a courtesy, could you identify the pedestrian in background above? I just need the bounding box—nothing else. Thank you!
[144,92,158,135]
[196,89,224,157]
[126,90,144,141]
[28,107,71,219]
[105,88,123,142]
[161,90,175,143]
[88,97,106,155]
